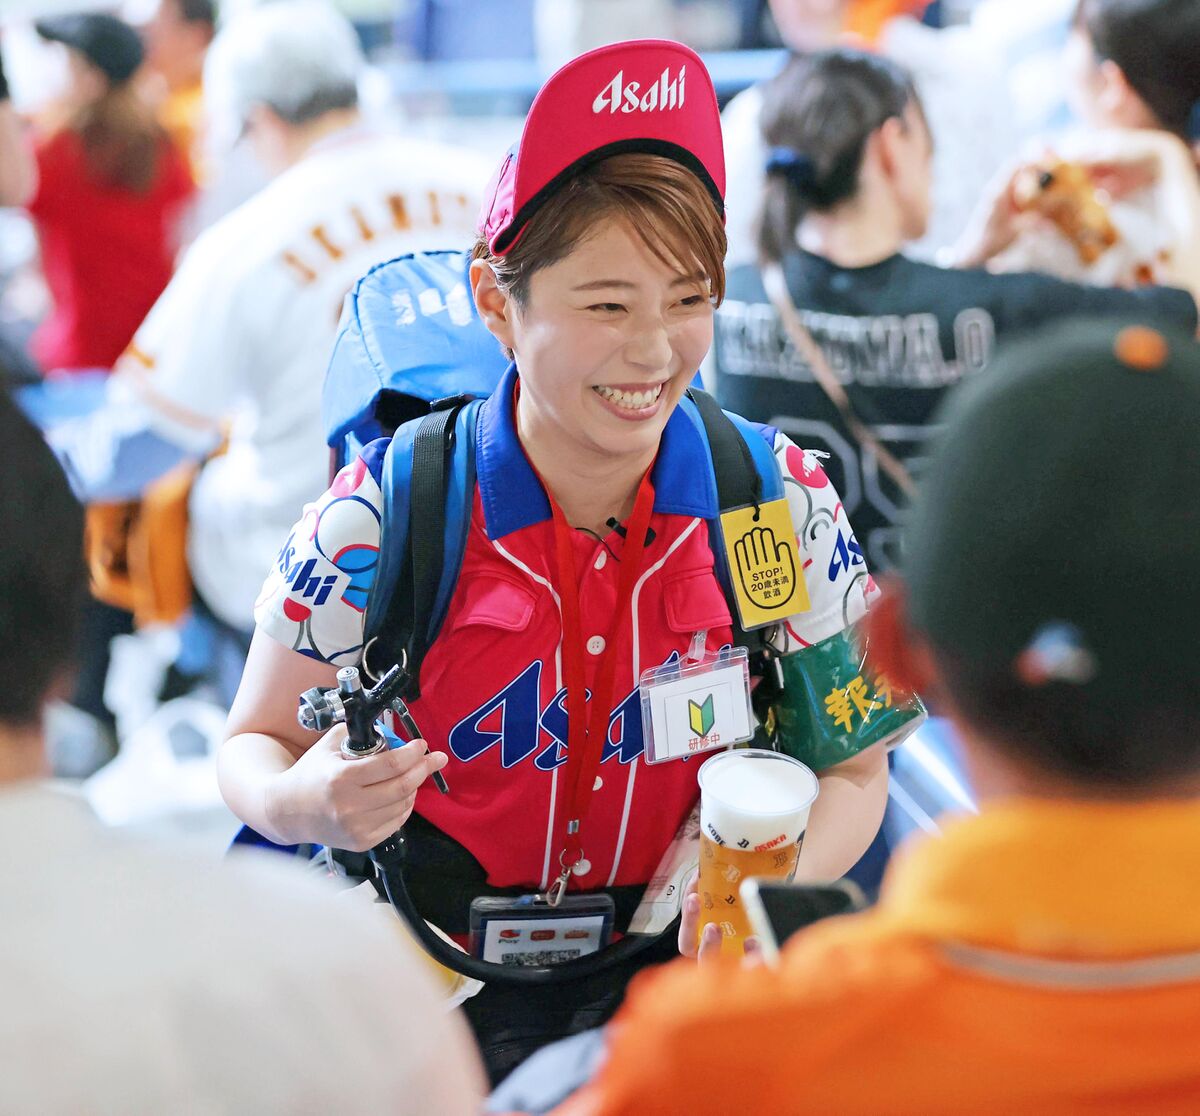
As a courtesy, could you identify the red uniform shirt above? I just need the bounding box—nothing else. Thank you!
[28,129,194,372]
[256,365,871,891]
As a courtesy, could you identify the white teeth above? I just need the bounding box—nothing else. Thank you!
[594,384,664,410]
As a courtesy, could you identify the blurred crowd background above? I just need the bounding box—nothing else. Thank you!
[0,0,1196,852]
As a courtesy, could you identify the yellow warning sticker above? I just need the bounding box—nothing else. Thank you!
[719,499,810,630]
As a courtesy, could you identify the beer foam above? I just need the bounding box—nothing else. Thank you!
[698,750,818,849]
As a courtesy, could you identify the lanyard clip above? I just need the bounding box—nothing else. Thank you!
[545,868,571,908]
[544,842,585,907]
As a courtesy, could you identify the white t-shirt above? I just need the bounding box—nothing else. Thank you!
[107,126,489,630]
[0,783,483,1114]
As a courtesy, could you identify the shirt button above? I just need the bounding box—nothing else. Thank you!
[593,776,603,791]
[587,635,606,655]
[594,551,607,571]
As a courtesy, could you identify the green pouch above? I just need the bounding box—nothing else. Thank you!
[765,624,926,771]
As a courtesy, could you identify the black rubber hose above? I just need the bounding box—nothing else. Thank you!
[373,856,677,986]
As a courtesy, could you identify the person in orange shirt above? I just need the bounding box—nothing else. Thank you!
[546,318,1200,1116]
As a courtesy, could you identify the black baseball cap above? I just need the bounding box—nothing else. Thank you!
[905,317,1200,698]
[36,13,144,87]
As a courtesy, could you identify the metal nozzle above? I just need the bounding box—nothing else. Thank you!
[297,686,345,733]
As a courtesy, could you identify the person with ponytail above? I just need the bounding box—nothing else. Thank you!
[18,14,194,374]
[711,48,1196,570]
[721,0,1026,271]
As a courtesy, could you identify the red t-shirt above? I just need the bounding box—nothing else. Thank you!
[28,128,194,373]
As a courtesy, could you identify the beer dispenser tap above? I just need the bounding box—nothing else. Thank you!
[297,664,450,794]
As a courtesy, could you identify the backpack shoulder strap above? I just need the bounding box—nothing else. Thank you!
[362,396,482,694]
[685,387,786,506]
[686,387,762,511]
[681,388,788,652]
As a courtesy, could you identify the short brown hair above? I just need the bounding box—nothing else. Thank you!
[472,153,727,309]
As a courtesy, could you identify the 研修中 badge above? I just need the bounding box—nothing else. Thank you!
[639,643,753,764]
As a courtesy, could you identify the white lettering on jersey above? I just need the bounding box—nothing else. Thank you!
[592,66,686,115]
[715,299,998,389]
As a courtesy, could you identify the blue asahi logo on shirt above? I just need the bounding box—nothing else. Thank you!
[448,663,643,771]
[276,533,340,607]
[448,652,683,771]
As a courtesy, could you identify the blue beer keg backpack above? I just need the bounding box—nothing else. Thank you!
[323,249,509,471]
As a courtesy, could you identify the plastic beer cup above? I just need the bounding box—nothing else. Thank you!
[696,748,819,955]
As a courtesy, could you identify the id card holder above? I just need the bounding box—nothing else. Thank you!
[468,894,615,967]
[639,642,754,764]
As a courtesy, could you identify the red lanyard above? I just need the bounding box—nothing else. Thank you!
[544,470,657,903]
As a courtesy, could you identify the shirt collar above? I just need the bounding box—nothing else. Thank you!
[476,363,719,541]
[878,798,1200,958]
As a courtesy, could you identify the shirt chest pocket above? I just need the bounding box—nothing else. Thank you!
[417,574,541,694]
[447,574,539,633]
[661,568,733,637]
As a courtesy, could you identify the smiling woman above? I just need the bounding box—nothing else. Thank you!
[220,37,917,1085]
[473,199,720,533]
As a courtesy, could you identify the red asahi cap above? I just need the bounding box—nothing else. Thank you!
[479,39,726,257]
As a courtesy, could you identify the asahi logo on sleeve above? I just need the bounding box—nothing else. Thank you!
[592,65,687,114]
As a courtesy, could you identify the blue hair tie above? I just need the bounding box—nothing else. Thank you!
[1189,99,1200,143]
[765,147,817,190]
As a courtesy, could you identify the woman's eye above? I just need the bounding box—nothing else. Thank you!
[588,303,625,313]
[678,295,706,307]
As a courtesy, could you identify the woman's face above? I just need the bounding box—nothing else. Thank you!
[495,217,714,463]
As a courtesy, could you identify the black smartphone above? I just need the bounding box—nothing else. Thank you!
[739,879,866,965]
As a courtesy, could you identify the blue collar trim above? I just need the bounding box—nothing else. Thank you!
[477,363,720,541]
